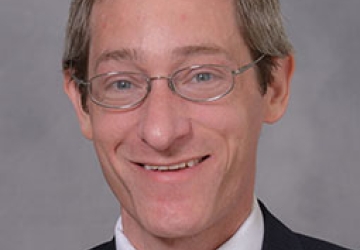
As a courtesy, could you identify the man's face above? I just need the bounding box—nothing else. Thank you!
[65,0,292,245]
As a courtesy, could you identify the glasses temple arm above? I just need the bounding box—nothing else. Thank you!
[71,74,87,88]
[233,54,266,75]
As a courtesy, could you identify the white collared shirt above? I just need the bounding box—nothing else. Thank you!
[115,199,264,250]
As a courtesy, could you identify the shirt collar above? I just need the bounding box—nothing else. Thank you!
[217,198,264,250]
[115,198,264,250]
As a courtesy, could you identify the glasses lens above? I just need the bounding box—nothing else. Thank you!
[90,72,148,108]
[172,65,234,101]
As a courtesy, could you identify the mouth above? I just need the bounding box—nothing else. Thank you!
[137,156,209,172]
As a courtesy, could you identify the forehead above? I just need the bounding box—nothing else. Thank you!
[89,0,248,68]
[91,0,238,25]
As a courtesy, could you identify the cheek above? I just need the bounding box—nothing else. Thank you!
[190,102,249,186]
[88,109,139,204]
[90,109,133,141]
[193,92,265,173]
[189,101,261,217]
[192,101,248,144]
[88,109,138,169]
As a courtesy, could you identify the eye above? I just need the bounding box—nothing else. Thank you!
[102,74,143,92]
[194,72,213,82]
[175,66,226,88]
[111,79,133,91]
[90,72,148,105]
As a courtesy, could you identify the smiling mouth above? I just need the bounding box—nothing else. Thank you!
[138,156,209,172]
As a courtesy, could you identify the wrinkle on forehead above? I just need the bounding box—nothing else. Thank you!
[89,0,249,72]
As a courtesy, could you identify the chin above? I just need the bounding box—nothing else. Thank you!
[147,221,205,239]
[138,205,210,239]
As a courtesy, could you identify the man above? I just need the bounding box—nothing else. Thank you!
[62,0,351,249]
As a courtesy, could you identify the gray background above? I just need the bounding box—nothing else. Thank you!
[0,0,359,249]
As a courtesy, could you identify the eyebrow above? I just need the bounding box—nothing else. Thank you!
[94,44,233,71]
[94,48,140,71]
[172,44,232,59]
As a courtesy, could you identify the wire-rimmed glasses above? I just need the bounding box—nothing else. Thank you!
[72,54,265,109]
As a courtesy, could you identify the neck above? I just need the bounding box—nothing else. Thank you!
[121,195,254,250]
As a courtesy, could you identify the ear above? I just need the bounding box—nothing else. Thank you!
[263,55,295,124]
[63,70,93,140]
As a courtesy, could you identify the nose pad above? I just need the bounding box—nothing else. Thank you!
[138,77,191,152]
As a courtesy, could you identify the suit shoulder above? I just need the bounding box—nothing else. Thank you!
[296,233,352,250]
[259,201,353,250]
[88,238,115,250]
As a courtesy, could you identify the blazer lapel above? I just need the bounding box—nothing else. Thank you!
[90,238,116,250]
[259,201,303,250]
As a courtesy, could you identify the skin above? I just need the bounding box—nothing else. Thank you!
[64,0,294,249]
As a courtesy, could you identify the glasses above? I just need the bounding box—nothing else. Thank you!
[72,54,265,109]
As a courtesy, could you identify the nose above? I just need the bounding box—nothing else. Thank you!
[137,78,191,152]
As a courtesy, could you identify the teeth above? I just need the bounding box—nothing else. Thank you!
[187,160,196,167]
[158,166,168,171]
[145,165,155,171]
[143,158,202,172]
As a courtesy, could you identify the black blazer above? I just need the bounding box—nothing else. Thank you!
[89,202,350,250]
